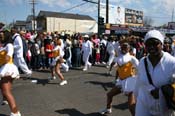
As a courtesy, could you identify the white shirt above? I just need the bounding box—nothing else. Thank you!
[113,41,121,56]
[82,40,92,55]
[5,43,14,57]
[53,45,63,57]
[100,39,107,46]
[114,52,139,67]
[171,43,175,56]
[12,33,23,57]
[106,41,115,55]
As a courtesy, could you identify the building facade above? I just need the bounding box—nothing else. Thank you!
[37,11,97,33]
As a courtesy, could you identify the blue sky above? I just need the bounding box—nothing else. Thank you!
[0,0,175,26]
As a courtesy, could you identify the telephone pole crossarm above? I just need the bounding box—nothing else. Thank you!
[82,0,98,4]
[29,0,37,31]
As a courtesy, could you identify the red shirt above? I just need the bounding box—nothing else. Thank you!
[45,44,53,58]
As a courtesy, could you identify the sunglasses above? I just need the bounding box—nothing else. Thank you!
[145,39,161,47]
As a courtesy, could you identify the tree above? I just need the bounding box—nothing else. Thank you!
[143,16,154,27]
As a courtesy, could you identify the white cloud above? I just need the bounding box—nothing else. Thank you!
[161,0,175,13]
[110,0,139,5]
[3,0,175,26]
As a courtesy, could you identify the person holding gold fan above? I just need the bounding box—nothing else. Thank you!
[100,41,139,116]
[0,30,21,116]
[49,36,67,86]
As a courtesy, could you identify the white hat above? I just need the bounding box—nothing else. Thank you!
[144,30,164,43]
[84,34,89,38]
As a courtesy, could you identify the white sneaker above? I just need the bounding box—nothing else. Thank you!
[83,68,87,71]
[102,62,106,64]
[88,64,92,69]
[1,100,8,105]
[100,108,112,115]
[26,70,32,78]
[53,76,56,80]
[97,62,101,64]
[48,76,56,80]
[65,67,69,72]
[59,80,68,86]
[10,111,21,116]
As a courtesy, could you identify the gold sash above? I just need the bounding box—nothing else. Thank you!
[0,50,13,66]
[53,50,60,58]
[117,61,135,80]
[172,84,175,102]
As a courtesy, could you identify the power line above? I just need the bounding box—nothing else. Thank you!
[82,0,98,4]
[61,2,88,13]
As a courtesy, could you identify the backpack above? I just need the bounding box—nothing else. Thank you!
[30,43,38,56]
[63,47,70,59]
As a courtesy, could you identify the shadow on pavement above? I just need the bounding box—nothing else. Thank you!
[23,77,49,86]
[21,76,61,86]
[36,78,49,85]
[85,81,114,91]
[55,108,102,116]
[93,64,106,68]
[113,101,128,110]
[0,114,7,116]
[70,67,83,71]
[35,69,50,73]
[87,71,110,77]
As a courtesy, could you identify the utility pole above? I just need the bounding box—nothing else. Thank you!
[82,0,101,36]
[29,0,37,32]
[106,0,109,23]
[172,8,174,22]
[98,0,100,36]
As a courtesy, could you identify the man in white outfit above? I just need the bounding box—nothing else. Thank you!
[106,36,115,68]
[11,28,32,77]
[134,30,175,116]
[81,35,92,71]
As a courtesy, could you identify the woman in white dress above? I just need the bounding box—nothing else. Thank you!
[0,30,21,116]
[49,38,67,86]
[100,42,139,116]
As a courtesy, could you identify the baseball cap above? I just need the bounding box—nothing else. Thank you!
[83,34,89,38]
[144,30,164,43]
[25,33,31,40]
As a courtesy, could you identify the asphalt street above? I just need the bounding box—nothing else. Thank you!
[0,65,131,116]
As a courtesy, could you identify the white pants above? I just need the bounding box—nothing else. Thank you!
[83,52,91,69]
[107,52,115,66]
[61,63,69,71]
[14,56,31,74]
